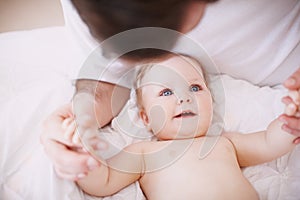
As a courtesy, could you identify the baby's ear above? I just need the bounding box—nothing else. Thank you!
[139,109,149,126]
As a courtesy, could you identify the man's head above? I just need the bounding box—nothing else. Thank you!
[71,0,218,60]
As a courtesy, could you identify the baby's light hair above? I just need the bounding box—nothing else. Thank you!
[179,53,208,86]
[134,63,155,110]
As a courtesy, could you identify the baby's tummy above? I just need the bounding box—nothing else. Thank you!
[141,161,259,200]
[205,168,259,200]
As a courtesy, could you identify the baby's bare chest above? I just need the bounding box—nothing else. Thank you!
[143,137,238,181]
[139,138,257,200]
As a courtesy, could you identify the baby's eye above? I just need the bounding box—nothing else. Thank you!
[190,84,202,92]
[159,88,173,96]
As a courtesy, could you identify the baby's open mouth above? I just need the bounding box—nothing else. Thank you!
[174,111,196,118]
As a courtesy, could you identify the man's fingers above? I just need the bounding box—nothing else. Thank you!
[56,103,74,119]
[54,150,100,174]
[282,123,300,135]
[55,168,87,181]
[55,169,82,181]
[44,139,98,174]
[284,68,300,90]
[293,137,300,144]
[40,103,102,179]
[280,115,300,136]
[288,90,300,105]
[41,103,74,146]
[285,103,297,116]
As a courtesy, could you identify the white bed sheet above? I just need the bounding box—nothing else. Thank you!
[0,27,299,200]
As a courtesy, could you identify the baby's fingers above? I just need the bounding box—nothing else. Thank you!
[64,120,77,141]
[72,129,82,146]
[62,117,74,130]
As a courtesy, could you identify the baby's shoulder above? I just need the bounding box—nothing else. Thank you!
[125,140,167,154]
[215,135,236,152]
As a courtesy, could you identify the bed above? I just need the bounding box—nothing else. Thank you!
[0,26,299,200]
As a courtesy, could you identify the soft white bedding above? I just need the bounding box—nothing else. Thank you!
[0,27,299,200]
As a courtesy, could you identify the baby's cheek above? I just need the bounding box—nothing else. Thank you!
[148,105,167,134]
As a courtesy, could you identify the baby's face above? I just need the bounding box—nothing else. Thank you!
[139,56,213,140]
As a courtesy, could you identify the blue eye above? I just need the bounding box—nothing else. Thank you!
[190,84,202,92]
[160,88,173,96]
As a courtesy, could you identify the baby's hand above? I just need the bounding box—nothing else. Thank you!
[62,117,107,155]
[62,117,82,147]
[284,90,300,116]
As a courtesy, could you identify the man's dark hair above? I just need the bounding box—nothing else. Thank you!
[71,0,218,60]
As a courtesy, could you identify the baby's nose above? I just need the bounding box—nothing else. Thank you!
[177,93,192,104]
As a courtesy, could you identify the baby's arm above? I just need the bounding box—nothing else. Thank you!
[76,143,145,197]
[224,91,298,167]
[224,120,297,167]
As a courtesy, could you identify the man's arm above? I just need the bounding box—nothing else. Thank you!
[74,79,130,128]
[223,119,297,167]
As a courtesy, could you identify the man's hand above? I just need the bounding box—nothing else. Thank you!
[40,80,130,180]
[280,68,300,143]
[40,104,100,180]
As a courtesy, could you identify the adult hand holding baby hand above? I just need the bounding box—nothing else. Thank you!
[72,92,110,154]
[280,68,300,143]
[40,103,100,181]
[284,90,300,116]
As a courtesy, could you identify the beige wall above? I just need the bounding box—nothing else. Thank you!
[0,0,64,32]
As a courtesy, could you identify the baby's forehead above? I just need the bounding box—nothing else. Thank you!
[145,55,203,77]
[140,69,203,91]
[135,54,206,92]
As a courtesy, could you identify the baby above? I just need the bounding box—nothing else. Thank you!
[64,54,297,199]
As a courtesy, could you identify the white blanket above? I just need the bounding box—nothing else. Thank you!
[0,27,299,200]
